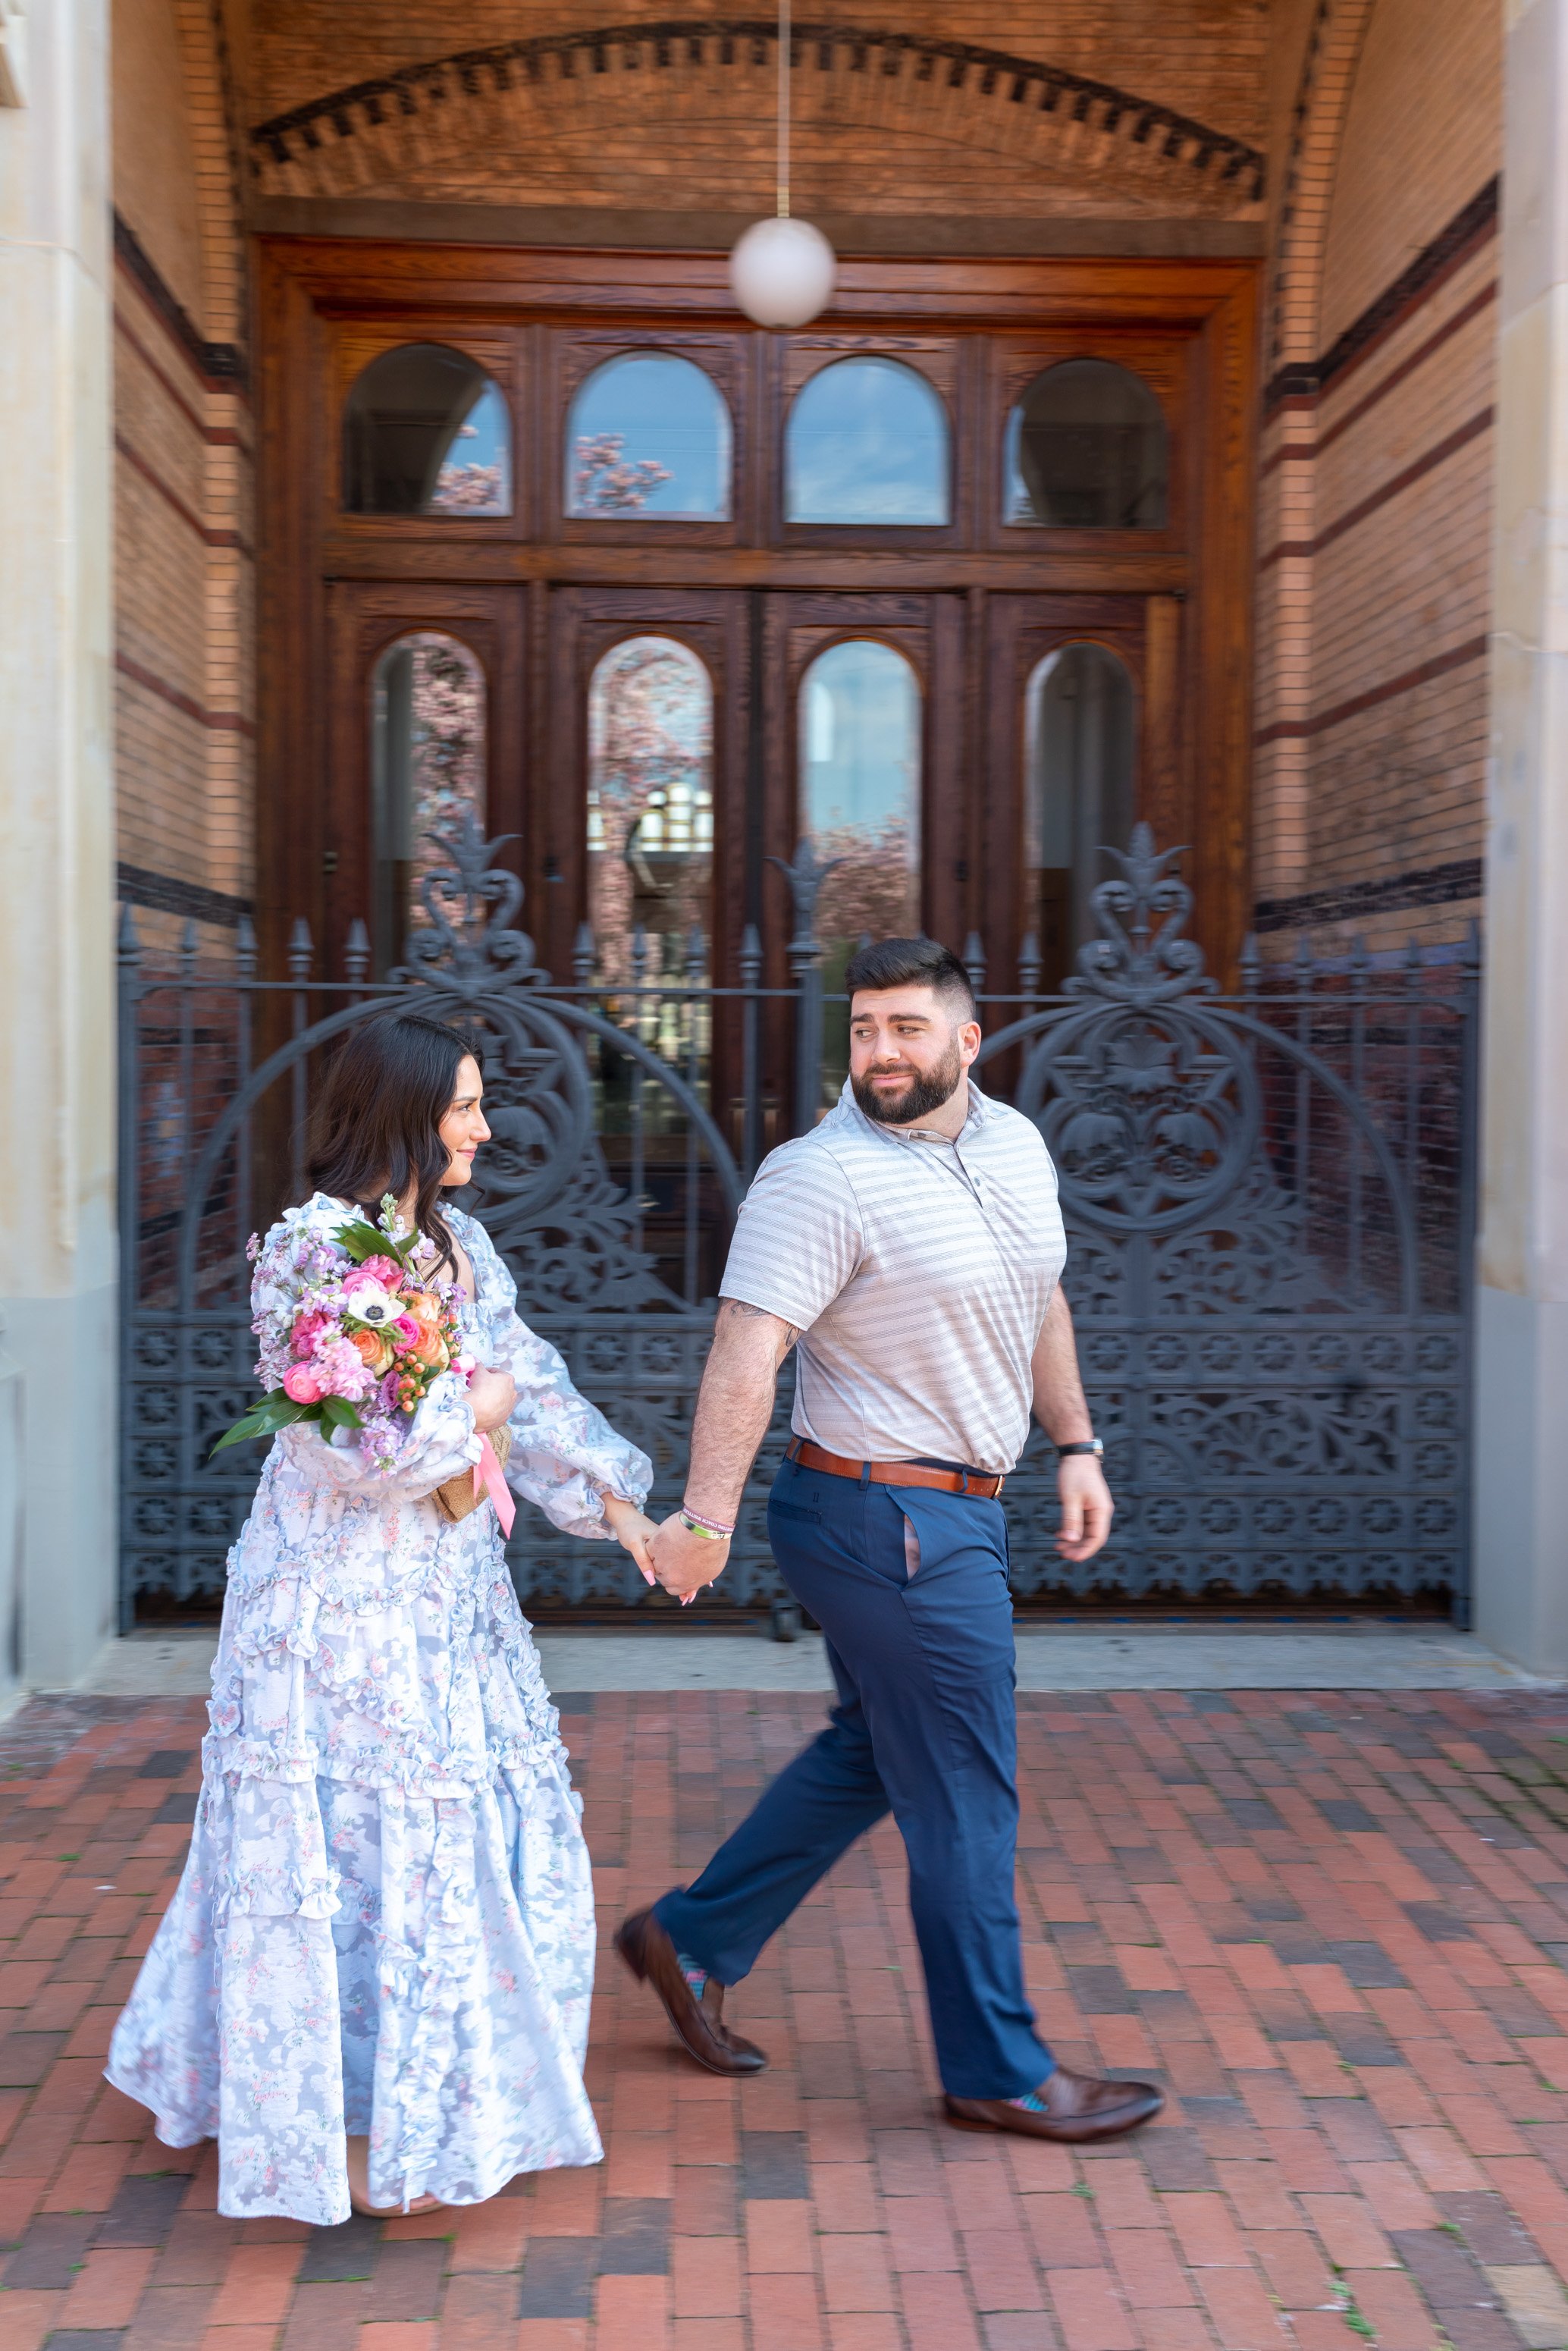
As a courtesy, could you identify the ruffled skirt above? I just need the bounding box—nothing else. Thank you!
[106,1479,602,2225]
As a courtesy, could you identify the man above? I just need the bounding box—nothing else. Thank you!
[615,937,1162,2142]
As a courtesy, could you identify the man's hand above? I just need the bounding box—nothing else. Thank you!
[648,1512,731,1602]
[1055,1453,1113,1562]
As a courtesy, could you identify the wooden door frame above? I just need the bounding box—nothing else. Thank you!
[256,237,1256,982]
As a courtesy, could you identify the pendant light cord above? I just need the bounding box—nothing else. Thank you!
[776,0,791,217]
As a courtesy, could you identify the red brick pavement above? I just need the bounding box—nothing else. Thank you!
[3,1683,1568,2349]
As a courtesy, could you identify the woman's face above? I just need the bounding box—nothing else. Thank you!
[438,1055,490,1186]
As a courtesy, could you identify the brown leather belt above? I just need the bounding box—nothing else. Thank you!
[786,1437,1005,1499]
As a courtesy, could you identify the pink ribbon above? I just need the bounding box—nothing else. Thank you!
[475,1434,516,1537]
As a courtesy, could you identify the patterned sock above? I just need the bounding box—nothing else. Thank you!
[677,1951,709,1999]
[1006,2088,1049,2113]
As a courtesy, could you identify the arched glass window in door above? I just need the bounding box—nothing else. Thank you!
[786,358,950,525]
[800,639,922,1102]
[1005,359,1168,529]
[370,633,487,972]
[343,346,512,515]
[587,637,714,993]
[1025,642,1136,983]
[566,355,731,518]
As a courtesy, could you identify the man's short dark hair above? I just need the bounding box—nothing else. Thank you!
[843,936,977,1020]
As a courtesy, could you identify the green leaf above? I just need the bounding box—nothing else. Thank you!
[334,1217,395,1263]
[209,1395,308,1456]
[318,1395,365,1433]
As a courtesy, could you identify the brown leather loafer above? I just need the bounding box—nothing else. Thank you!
[945,2064,1164,2143]
[613,1907,768,2076]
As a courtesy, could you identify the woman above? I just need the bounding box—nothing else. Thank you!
[108,1013,658,2225]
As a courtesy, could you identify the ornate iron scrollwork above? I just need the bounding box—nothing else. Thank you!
[119,817,1477,1616]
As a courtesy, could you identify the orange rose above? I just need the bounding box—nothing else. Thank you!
[410,1325,449,1370]
[403,1291,443,1331]
[350,1327,394,1376]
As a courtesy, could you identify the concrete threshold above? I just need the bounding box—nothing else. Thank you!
[59,1622,1561,1698]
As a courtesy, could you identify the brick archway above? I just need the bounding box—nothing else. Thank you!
[249,18,1265,219]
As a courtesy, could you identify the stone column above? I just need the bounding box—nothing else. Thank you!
[0,0,118,1696]
[1475,0,1568,1670]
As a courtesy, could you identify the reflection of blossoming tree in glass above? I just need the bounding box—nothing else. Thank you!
[406,638,485,921]
[588,640,712,988]
[814,816,920,951]
[430,421,506,514]
[811,815,921,1108]
[574,432,672,514]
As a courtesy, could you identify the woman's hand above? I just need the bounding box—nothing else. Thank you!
[468,1367,517,1434]
[602,1493,661,1587]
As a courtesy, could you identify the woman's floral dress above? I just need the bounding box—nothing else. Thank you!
[106,1193,652,2226]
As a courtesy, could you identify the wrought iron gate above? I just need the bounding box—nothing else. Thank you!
[118,821,1477,1624]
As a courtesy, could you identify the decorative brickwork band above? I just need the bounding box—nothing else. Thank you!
[1263,177,1498,416]
[113,212,246,394]
[1254,858,1483,934]
[246,19,1265,207]
[117,864,254,931]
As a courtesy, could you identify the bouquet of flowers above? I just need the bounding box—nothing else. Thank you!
[213,1194,469,1467]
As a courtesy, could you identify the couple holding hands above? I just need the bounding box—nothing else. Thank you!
[108,938,1160,2228]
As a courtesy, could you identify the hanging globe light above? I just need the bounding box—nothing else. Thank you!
[729,216,836,329]
[729,0,836,328]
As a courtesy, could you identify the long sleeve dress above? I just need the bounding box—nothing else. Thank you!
[106,1192,653,2227]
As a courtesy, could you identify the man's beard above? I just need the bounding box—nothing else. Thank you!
[851,1040,965,1125]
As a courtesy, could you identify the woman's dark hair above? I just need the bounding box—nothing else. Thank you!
[306,1012,475,1273]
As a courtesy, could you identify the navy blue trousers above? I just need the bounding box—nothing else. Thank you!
[655,1458,1053,2101]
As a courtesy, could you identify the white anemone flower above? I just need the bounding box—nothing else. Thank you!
[344,1284,402,1329]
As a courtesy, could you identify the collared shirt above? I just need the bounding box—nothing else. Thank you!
[719,1077,1067,1476]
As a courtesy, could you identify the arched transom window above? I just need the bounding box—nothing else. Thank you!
[1006,359,1168,529]
[567,354,732,519]
[343,345,512,516]
[786,358,950,526]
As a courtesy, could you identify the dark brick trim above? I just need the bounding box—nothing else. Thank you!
[115,651,258,739]
[248,20,1265,199]
[1263,177,1497,416]
[114,433,253,556]
[1257,407,1493,567]
[112,211,248,395]
[118,864,254,931]
[1254,634,1488,745]
[1316,280,1497,457]
[1254,858,1483,934]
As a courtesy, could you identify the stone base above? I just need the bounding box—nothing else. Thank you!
[0,1284,118,1693]
[1473,1283,1568,1675]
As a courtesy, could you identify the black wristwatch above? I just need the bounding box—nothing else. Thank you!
[1057,1438,1104,1458]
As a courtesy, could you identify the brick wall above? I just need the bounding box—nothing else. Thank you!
[1252,0,1500,956]
[111,0,254,956]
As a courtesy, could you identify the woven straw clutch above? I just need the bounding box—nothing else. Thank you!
[433,1424,513,1524]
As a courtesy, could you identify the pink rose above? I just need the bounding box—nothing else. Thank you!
[344,1258,405,1295]
[394,1314,421,1342]
[283,1363,323,1404]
